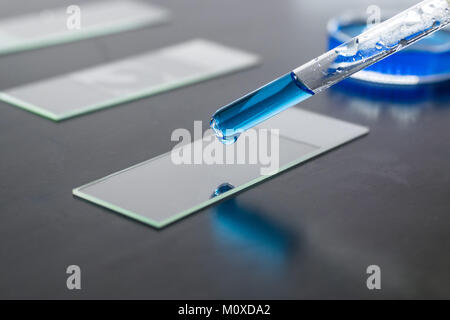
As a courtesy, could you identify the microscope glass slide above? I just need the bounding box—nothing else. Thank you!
[0,39,260,120]
[0,0,169,55]
[73,108,369,228]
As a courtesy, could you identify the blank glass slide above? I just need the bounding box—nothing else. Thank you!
[0,39,260,120]
[0,0,169,55]
[73,108,369,228]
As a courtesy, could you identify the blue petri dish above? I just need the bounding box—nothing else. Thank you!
[328,12,450,85]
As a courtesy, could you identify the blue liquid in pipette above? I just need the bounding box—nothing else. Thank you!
[210,72,314,144]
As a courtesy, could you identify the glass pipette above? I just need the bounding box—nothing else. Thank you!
[210,0,450,144]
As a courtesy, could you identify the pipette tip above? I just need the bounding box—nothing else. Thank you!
[210,118,240,144]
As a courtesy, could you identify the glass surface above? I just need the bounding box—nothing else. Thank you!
[73,108,369,228]
[0,0,169,55]
[210,72,314,144]
[0,39,259,120]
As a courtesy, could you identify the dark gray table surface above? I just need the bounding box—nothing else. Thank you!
[0,0,449,299]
